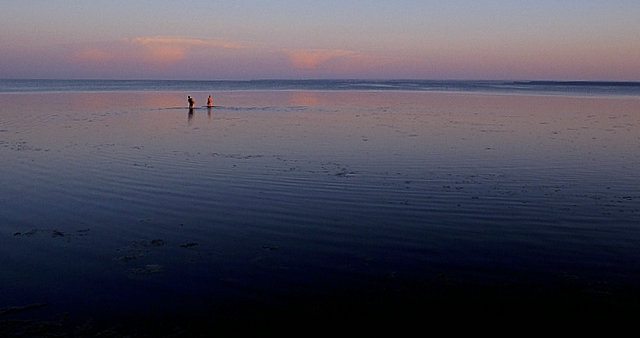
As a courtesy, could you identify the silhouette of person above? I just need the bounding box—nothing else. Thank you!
[188,96,195,109]
[207,95,213,107]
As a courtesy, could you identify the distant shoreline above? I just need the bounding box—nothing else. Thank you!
[513,80,640,87]
[1,79,639,97]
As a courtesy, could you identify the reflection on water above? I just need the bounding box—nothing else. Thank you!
[1,90,640,328]
[188,107,194,123]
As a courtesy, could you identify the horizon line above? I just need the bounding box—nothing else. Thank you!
[2,78,640,84]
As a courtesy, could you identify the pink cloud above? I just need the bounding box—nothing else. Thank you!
[66,36,254,68]
[11,33,636,80]
[140,44,187,65]
[287,49,358,69]
[124,36,253,66]
[285,48,403,76]
[128,36,251,49]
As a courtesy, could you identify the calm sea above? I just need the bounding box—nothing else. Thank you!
[2,79,640,96]
[1,80,640,332]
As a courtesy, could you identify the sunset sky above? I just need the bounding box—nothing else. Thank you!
[2,1,639,80]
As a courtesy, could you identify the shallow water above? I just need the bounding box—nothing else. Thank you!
[1,90,640,325]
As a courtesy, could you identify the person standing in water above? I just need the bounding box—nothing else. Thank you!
[188,96,195,109]
[207,95,213,107]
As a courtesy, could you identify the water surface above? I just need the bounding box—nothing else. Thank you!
[1,88,640,329]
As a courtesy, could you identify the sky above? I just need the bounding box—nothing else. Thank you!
[1,0,639,81]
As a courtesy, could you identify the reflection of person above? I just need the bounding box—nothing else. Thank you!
[188,96,195,109]
[207,95,213,107]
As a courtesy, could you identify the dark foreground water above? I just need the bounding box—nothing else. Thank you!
[1,84,640,334]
